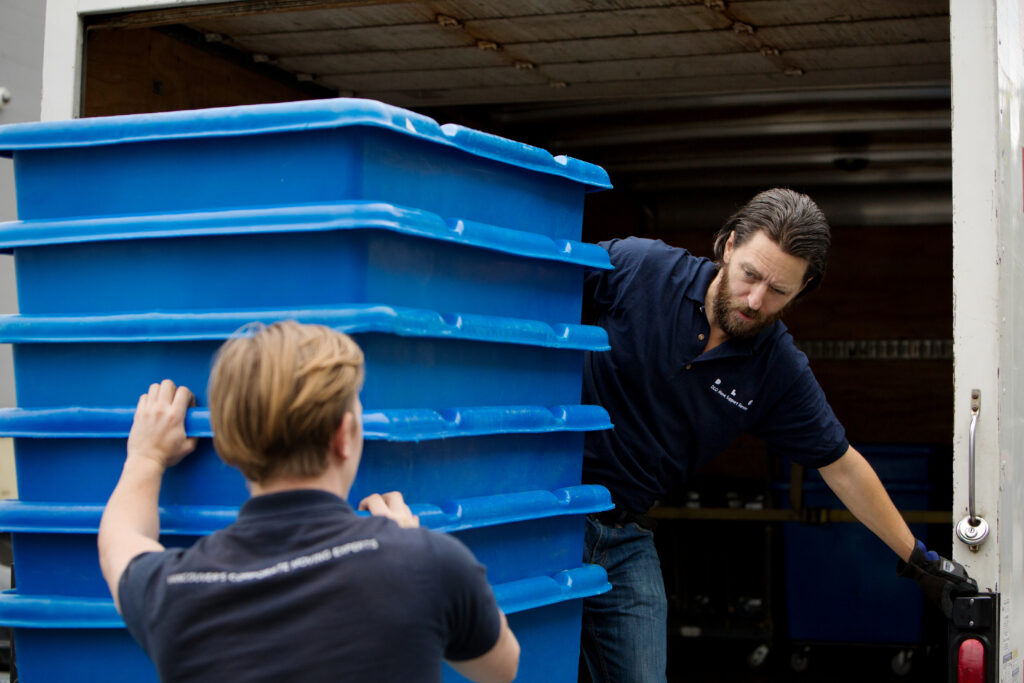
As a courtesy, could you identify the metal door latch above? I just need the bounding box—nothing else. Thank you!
[956,390,990,551]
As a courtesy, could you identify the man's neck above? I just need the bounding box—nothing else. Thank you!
[248,469,351,500]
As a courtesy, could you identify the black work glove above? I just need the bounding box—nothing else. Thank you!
[897,539,978,619]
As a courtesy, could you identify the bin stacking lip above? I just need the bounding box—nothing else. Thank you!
[0,98,612,192]
[0,201,612,270]
[362,405,610,442]
[0,562,610,629]
[495,564,610,615]
[0,304,609,350]
[0,485,612,536]
[0,594,124,629]
[0,404,611,441]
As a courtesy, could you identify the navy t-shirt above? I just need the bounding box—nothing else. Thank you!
[582,237,849,512]
[119,489,501,682]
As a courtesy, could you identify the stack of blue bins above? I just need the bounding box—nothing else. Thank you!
[0,99,615,682]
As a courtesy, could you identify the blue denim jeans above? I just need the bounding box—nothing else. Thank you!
[580,515,667,683]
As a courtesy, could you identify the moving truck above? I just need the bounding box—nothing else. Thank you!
[2,0,1020,680]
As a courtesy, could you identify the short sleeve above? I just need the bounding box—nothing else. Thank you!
[584,237,660,313]
[118,548,183,651]
[430,533,502,662]
[117,551,172,651]
[750,354,849,467]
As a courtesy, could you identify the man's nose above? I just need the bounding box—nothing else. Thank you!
[748,283,766,311]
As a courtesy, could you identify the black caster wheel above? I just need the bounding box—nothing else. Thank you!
[891,648,914,676]
[790,646,810,673]
[747,644,770,671]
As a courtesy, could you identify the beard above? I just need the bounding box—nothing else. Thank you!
[712,266,786,340]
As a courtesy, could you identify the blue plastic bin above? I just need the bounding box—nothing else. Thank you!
[0,99,611,234]
[0,495,612,683]
[1,564,610,683]
[0,405,607,506]
[781,445,937,643]
[446,598,596,683]
[0,202,610,321]
[11,629,152,683]
[0,484,611,597]
[0,303,607,409]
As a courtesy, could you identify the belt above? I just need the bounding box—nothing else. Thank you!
[589,506,657,531]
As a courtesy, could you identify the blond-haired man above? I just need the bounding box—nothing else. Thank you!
[98,321,519,682]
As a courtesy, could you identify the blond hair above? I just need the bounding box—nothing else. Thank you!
[208,321,365,484]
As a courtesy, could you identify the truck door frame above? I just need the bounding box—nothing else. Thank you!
[950,0,1023,680]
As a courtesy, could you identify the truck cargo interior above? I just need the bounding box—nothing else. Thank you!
[73,2,954,680]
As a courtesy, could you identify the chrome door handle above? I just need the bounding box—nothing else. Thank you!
[956,389,989,550]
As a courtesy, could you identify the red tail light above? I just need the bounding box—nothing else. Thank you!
[957,638,985,683]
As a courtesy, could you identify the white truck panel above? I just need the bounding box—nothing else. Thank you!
[951,0,1024,679]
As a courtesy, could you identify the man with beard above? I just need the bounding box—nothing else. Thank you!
[578,188,976,682]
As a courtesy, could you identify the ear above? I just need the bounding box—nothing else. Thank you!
[722,230,736,263]
[329,412,357,464]
[798,275,813,296]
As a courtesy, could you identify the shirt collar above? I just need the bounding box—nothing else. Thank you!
[683,257,717,305]
[237,489,353,521]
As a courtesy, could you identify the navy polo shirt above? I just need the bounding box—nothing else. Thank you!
[118,490,501,682]
[582,237,848,513]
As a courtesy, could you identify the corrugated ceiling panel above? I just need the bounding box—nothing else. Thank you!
[221,18,949,71]
[545,52,778,83]
[428,0,703,21]
[275,48,506,74]
[324,53,806,94]
[204,5,731,56]
[509,32,743,63]
[785,42,950,71]
[728,0,948,26]
[351,64,950,108]
[195,4,438,35]
[459,5,731,42]
[159,0,950,108]
[757,17,951,51]
[223,23,477,54]
[281,32,745,77]
[321,64,549,91]
[195,0,709,36]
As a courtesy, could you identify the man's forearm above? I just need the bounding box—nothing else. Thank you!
[98,456,168,608]
[818,446,915,562]
[100,380,196,610]
[100,457,166,541]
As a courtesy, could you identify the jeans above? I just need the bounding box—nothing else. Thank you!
[580,515,668,683]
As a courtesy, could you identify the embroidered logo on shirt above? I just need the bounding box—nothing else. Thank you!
[165,538,380,586]
[710,378,753,412]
